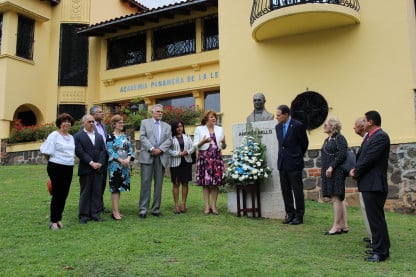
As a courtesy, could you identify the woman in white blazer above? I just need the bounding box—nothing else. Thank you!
[193,110,227,215]
[168,120,195,214]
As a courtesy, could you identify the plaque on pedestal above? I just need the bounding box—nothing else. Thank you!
[227,121,285,219]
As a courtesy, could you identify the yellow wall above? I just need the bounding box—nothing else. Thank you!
[219,0,416,150]
[2,0,416,151]
[0,0,53,138]
[0,0,139,138]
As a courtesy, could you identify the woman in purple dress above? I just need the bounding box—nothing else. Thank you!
[193,110,227,215]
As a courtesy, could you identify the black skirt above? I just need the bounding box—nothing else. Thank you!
[170,157,193,183]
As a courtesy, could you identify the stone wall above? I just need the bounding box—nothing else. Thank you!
[302,144,416,215]
[2,138,415,214]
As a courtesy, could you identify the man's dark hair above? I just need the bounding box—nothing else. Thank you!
[277,104,290,116]
[365,110,381,126]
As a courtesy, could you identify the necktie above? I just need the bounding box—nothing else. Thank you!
[155,121,160,146]
[283,123,287,139]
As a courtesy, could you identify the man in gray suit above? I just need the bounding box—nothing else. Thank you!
[138,104,172,218]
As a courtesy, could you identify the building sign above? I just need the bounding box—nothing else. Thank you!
[119,71,219,94]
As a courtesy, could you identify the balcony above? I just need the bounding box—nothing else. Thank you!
[250,0,360,41]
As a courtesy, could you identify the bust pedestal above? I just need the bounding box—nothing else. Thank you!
[227,121,285,219]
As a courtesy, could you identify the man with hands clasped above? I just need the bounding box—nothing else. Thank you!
[74,114,107,224]
[138,104,172,218]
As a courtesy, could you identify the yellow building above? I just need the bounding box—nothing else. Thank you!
[1,0,416,211]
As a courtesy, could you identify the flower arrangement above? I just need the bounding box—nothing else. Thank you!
[225,135,271,186]
[162,105,202,125]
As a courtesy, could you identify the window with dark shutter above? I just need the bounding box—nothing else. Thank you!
[58,24,89,86]
[203,15,219,51]
[152,20,196,61]
[107,33,146,69]
[16,15,34,60]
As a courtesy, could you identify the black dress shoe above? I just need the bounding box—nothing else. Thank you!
[365,253,387,262]
[79,217,88,224]
[151,212,163,217]
[282,217,294,224]
[91,217,103,222]
[363,237,371,243]
[288,218,303,225]
[139,213,147,219]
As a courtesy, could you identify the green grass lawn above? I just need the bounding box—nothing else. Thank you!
[0,164,414,276]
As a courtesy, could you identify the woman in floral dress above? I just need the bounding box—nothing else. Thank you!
[107,115,135,220]
[193,110,227,215]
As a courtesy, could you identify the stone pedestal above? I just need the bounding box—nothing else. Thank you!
[227,121,285,219]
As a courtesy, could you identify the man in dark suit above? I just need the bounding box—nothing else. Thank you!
[90,105,109,214]
[350,110,390,262]
[138,104,172,218]
[275,104,309,225]
[74,115,107,223]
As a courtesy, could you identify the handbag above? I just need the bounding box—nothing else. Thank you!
[340,150,356,176]
[335,134,356,176]
[46,179,53,195]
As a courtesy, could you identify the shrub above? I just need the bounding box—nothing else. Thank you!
[8,120,36,143]
[162,105,202,125]
[127,110,150,130]
[33,123,56,141]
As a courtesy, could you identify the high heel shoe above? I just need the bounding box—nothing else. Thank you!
[341,228,349,234]
[324,229,342,235]
[111,214,122,221]
[211,208,219,215]
[204,208,211,215]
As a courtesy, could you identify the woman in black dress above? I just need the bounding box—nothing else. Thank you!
[321,116,349,235]
[168,120,195,214]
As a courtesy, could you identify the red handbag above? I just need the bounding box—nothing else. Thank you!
[46,179,53,195]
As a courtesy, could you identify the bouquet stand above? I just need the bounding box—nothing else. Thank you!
[236,182,261,218]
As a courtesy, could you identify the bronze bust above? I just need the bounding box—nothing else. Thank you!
[247,93,275,122]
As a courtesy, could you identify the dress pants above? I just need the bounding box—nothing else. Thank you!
[139,156,165,214]
[100,155,108,211]
[79,173,103,219]
[47,162,73,223]
[359,192,372,241]
[362,191,390,257]
[279,170,305,220]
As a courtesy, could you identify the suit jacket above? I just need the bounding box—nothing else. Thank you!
[168,134,195,167]
[355,128,390,193]
[74,130,107,176]
[193,125,224,150]
[138,118,172,167]
[275,118,309,171]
